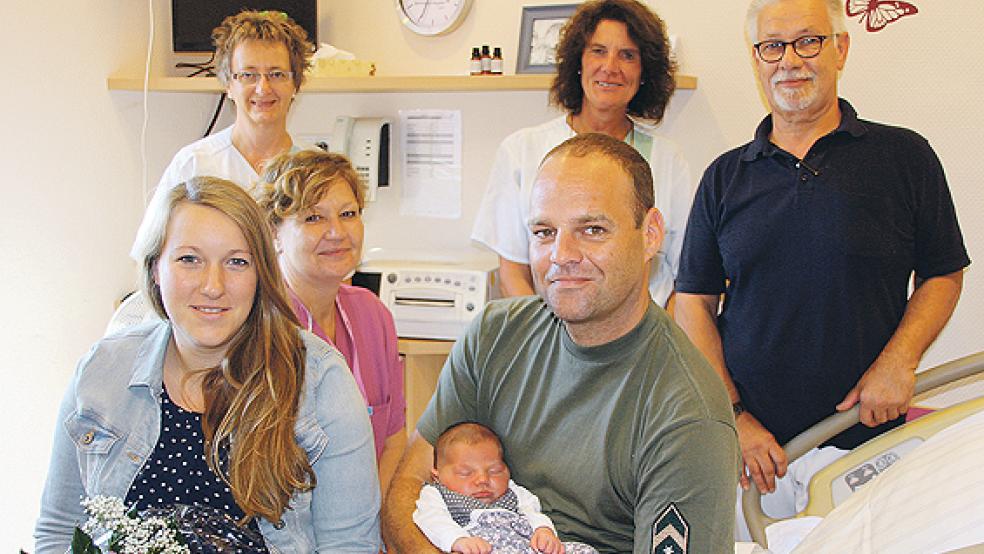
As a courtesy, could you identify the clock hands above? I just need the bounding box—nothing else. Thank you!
[403,0,454,25]
[398,0,469,35]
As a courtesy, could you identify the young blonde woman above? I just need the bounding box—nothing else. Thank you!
[36,177,381,553]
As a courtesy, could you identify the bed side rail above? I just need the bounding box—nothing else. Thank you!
[743,350,984,548]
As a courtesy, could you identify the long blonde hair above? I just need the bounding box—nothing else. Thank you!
[133,176,314,523]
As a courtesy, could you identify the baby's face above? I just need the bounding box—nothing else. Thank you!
[434,440,510,504]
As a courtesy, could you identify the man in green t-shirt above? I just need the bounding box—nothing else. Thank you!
[383,133,739,554]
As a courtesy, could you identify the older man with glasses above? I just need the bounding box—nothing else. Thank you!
[673,0,969,539]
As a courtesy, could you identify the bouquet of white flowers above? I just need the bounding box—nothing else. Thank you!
[72,496,266,553]
[72,496,189,554]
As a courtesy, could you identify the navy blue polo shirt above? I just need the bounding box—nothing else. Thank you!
[676,99,969,449]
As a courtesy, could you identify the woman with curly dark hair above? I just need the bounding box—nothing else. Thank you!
[472,0,695,312]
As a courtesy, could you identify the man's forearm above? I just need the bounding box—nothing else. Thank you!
[880,270,964,367]
[383,475,441,552]
[837,270,965,425]
[674,293,740,402]
[381,433,441,553]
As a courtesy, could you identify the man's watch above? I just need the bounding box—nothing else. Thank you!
[732,401,746,418]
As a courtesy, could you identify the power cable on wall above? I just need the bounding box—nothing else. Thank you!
[175,51,226,138]
[141,1,224,202]
[204,93,227,138]
[141,0,155,204]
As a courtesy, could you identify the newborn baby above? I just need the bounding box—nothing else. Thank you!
[413,422,597,554]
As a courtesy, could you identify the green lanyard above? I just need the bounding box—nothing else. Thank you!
[627,125,653,166]
[566,114,653,165]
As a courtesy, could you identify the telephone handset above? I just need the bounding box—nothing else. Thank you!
[331,116,355,155]
[331,116,391,202]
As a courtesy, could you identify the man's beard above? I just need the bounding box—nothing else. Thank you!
[770,69,818,112]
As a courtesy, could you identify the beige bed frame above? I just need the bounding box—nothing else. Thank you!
[743,351,984,548]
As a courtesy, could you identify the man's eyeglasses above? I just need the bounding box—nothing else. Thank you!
[753,35,833,63]
[231,70,294,85]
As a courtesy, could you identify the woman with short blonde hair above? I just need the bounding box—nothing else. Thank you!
[132,10,316,259]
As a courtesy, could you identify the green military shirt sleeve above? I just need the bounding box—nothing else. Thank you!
[634,419,738,554]
[416,308,484,445]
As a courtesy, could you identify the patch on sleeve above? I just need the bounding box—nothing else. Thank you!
[651,502,689,554]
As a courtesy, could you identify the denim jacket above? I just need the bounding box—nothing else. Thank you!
[35,321,381,553]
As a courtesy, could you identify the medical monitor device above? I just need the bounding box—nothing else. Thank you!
[171,1,318,53]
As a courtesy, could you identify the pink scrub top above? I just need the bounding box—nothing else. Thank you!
[289,285,406,458]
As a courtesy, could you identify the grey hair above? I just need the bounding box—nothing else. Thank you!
[745,0,847,43]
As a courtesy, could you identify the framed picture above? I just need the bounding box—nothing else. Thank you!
[516,4,579,74]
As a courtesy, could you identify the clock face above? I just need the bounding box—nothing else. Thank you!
[397,0,473,36]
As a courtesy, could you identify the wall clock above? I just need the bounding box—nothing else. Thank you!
[396,0,473,36]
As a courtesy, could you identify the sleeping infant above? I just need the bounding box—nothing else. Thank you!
[413,422,598,554]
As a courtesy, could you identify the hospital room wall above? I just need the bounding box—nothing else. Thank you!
[321,0,984,369]
[1,0,981,550]
[322,0,984,373]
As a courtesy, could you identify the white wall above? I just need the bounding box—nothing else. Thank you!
[3,0,981,550]
[1,2,223,550]
[1,3,140,550]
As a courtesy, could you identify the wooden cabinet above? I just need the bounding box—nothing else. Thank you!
[398,338,454,437]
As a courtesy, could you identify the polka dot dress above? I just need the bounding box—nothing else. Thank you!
[125,386,269,552]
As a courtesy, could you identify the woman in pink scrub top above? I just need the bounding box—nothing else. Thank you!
[255,149,406,495]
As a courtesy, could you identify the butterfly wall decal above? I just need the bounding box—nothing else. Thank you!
[845,0,919,32]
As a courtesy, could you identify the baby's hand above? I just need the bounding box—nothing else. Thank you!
[531,526,565,554]
[451,536,493,554]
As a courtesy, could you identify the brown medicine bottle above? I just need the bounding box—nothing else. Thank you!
[470,47,482,75]
[481,45,491,74]
[491,47,503,75]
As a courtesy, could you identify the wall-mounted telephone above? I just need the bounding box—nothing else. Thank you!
[330,116,391,202]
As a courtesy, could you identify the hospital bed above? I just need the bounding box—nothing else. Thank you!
[741,351,984,552]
